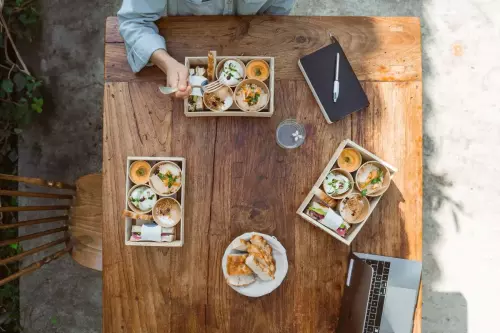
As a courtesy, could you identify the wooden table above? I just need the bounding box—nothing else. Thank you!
[103,16,422,333]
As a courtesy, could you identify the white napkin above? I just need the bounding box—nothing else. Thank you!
[140,223,162,242]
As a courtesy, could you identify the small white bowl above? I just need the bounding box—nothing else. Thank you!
[149,161,182,196]
[322,168,354,200]
[355,161,391,197]
[338,193,370,224]
[216,58,246,87]
[152,197,182,227]
[127,184,157,214]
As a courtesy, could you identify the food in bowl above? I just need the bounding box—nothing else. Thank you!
[338,148,362,172]
[153,198,182,227]
[356,162,390,196]
[218,59,245,86]
[234,80,269,112]
[203,86,233,112]
[339,194,369,224]
[150,162,182,195]
[323,169,353,198]
[128,185,157,213]
[246,59,270,81]
[129,160,151,185]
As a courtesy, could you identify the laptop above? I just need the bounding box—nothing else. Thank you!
[336,252,422,333]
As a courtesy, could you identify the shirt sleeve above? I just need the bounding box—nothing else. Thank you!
[117,0,167,73]
[265,0,295,14]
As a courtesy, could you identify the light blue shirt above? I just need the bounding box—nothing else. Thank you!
[118,0,295,72]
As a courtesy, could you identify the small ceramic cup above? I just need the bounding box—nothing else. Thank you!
[203,85,234,112]
[245,59,270,81]
[355,161,391,197]
[127,184,157,214]
[233,79,270,112]
[149,161,183,196]
[216,58,246,87]
[338,193,370,224]
[128,160,151,185]
[152,197,182,228]
[322,168,354,200]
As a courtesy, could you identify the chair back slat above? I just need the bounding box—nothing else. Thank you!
[0,226,68,247]
[0,237,69,266]
[0,174,76,190]
[0,247,71,287]
[0,205,70,213]
[0,190,74,200]
[0,216,69,230]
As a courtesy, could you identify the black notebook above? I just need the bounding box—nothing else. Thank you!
[298,43,369,123]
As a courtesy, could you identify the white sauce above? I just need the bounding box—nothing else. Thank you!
[130,186,156,211]
[324,172,351,196]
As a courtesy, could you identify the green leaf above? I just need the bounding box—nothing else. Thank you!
[16,0,23,5]
[1,80,14,93]
[9,244,18,250]
[50,316,58,325]
[361,189,368,197]
[13,72,27,92]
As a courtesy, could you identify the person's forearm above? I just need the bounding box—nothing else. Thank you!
[150,49,175,74]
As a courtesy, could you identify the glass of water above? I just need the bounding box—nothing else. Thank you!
[276,119,306,149]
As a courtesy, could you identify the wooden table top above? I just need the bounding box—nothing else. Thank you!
[103,16,422,333]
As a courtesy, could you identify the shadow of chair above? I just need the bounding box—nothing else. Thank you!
[0,173,102,287]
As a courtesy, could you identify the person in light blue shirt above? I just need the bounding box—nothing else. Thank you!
[118,0,295,98]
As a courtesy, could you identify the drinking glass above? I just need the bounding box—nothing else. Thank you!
[276,119,306,149]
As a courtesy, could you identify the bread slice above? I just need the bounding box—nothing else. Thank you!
[230,238,249,251]
[250,235,273,256]
[227,254,253,276]
[226,275,255,287]
[245,255,274,281]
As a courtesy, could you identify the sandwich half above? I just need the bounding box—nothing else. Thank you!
[226,254,255,287]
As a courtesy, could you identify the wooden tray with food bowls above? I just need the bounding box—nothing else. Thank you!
[184,53,275,117]
[123,156,185,247]
[296,139,397,246]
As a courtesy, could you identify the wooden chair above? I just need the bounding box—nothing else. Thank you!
[0,173,102,287]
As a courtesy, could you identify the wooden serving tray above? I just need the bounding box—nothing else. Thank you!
[296,139,397,246]
[124,156,186,247]
[184,56,275,117]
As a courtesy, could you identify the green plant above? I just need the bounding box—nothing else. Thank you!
[1,1,41,332]
[1,0,43,156]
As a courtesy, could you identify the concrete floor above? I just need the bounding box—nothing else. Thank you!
[17,0,500,332]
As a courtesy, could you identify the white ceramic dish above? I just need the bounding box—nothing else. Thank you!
[222,232,288,297]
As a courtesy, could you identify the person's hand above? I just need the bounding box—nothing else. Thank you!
[165,56,192,98]
[151,49,192,99]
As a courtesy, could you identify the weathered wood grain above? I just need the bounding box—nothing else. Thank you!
[103,15,423,333]
[102,81,216,332]
[69,173,103,271]
[351,81,423,333]
[105,16,421,82]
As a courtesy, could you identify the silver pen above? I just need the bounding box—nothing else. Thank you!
[333,52,340,102]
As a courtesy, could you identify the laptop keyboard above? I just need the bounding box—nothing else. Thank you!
[362,259,391,333]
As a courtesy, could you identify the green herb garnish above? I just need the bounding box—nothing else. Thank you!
[361,189,368,197]
[136,167,146,177]
[255,68,262,76]
[157,172,166,181]
[370,170,384,185]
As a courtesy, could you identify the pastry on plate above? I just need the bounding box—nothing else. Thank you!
[230,238,250,251]
[245,255,274,281]
[226,254,255,286]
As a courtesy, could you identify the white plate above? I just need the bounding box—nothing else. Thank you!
[222,232,288,297]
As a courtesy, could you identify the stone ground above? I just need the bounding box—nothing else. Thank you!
[16,0,500,332]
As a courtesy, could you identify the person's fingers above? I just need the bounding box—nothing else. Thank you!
[178,67,189,91]
[167,74,177,88]
[175,88,191,99]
